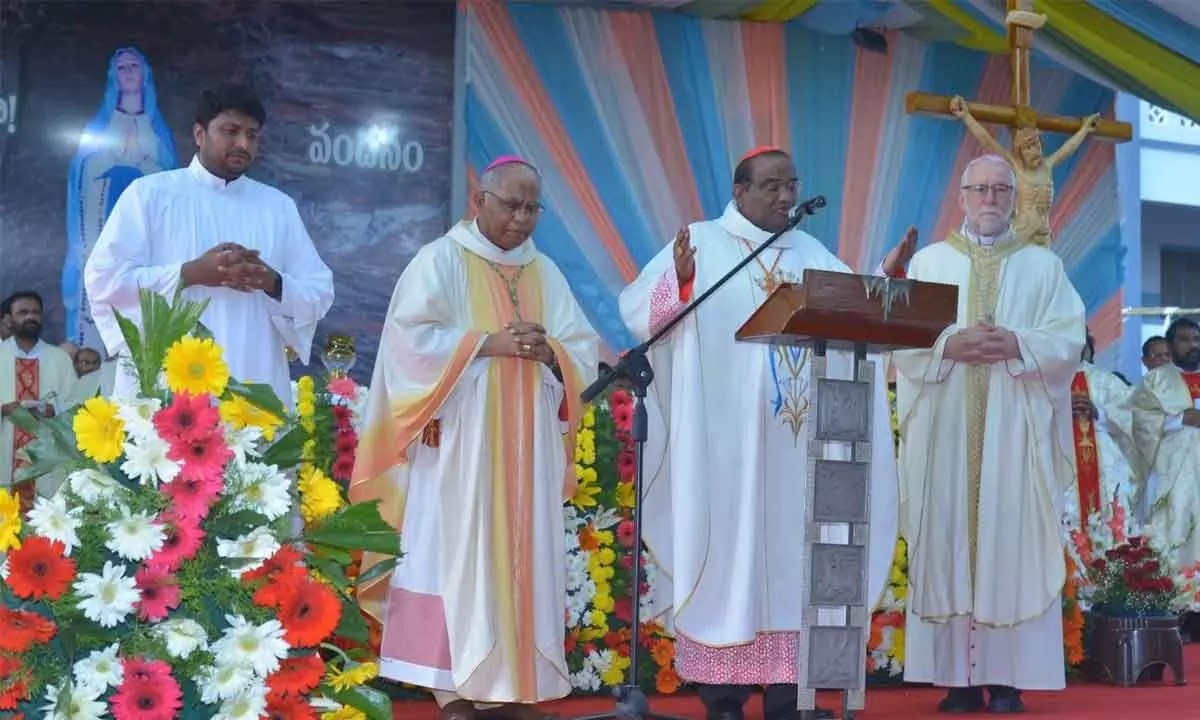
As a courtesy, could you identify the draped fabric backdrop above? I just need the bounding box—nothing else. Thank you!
[459,0,1125,365]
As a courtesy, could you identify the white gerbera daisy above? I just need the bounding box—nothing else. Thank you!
[232,462,291,521]
[0,554,8,580]
[196,663,254,704]
[27,494,82,554]
[216,527,280,578]
[73,643,123,696]
[213,684,268,720]
[154,618,208,660]
[226,426,263,463]
[211,615,289,678]
[40,681,106,720]
[120,434,180,487]
[105,511,166,561]
[114,397,162,443]
[67,468,122,506]
[73,561,139,628]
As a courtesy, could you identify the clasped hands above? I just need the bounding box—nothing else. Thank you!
[943,322,1021,365]
[183,243,279,294]
[480,322,557,368]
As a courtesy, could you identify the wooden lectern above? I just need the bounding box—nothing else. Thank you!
[737,269,958,719]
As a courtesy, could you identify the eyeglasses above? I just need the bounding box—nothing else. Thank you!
[961,183,1014,198]
[483,191,544,217]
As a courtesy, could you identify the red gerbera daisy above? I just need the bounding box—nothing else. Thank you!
[267,653,326,697]
[146,512,205,572]
[6,536,76,600]
[162,470,224,520]
[244,545,306,584]
[167,429,234,484]
[332,454,355,482]
[0,655,30,711]
[110,658,181,720]
[275,576,342,647]
[266,691,319,720]
[0,608,56,652]
[331,405,352,425]
[334,428,356,454]
[135,565,181,622]
[153,392,219,444]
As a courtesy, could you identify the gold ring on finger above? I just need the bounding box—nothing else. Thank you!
[523,344,531,352]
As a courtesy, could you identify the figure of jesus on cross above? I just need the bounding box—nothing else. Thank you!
[906,0,1132,246]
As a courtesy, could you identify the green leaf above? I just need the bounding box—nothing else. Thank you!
[205,509,270,539]
[15,413,85,483]
[333,596,371,645]
[320,683,394,720]
[307,542,353,565]
[355,556,400,589]
[225,379,288,422]
[303,501,401,557]
[304,552,352,592]
[259,426,308,468]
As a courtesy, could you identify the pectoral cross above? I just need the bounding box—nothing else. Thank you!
[906,0,1132,144]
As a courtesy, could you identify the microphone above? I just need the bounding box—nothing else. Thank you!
[792,195,827,219]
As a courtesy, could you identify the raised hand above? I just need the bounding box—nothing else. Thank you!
[949,96,968,117]
[1084,113,1101,132]
[881,226,918,277]
[673,226,696,284]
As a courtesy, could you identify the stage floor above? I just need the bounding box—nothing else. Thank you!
[390,644,1199,719]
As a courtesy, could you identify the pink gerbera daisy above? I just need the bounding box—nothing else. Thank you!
[327,376,358,401]
[146,513,205,571]
[167,429,233,484]
[110,658,181,720]
[162,471,224,520]
[134,565,181,622]
[153,392,219,445]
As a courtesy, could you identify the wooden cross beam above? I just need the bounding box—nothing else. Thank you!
[905,0,1132,143]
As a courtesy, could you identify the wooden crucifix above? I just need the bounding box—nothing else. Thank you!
[907,0,1132,143]
[905,0,1132,245]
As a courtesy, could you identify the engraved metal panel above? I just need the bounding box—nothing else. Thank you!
[809,543,865,605]
[807,626,864,689]
[812,460,869,523]
[815,378,871,442]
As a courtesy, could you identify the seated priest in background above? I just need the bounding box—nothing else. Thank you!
[894,154,1085,714]
[1129,317,1200,568]
[1143,335,1171,373]
[350,156,597,720]
[1068,333,1139,535]
[620,147,906,720]
[65,347,118,406]
[1,290,77,512]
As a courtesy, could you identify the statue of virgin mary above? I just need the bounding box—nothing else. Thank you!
[63,46,178,347]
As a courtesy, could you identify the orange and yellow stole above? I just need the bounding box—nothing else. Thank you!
[1070,371,1101,524]
[12,358,39,511]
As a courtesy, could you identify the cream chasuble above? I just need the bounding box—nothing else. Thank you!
[1064,363,1138,538]
[619,203,898,684]
[84,157,334,405]
[894,233,1084,691]
[0,339,77,492]
[350,220,597,703]
[1129,365,1200,566]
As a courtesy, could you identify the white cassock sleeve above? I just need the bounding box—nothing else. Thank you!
[84,184,184,357]
[266,199,335,364]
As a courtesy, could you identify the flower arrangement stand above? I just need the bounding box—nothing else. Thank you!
[1088,614,1186,687]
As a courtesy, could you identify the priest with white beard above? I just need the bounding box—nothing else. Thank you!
[620,147,902,720]
[894,154,1085,714]
[85,83,333,404]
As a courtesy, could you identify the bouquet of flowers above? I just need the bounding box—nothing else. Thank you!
[0,290,400,719]
[1068,496,1198,617]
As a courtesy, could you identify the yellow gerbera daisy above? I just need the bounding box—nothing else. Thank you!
[299,467,343,523]
[321,708,367,720]
[73,396,127,463]
[163,336,230,397]
[326,661,379,692]
[219,394,283,441]
[0,488,22,551]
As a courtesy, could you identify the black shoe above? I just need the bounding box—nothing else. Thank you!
[798,709,835,720]
[937,687,985,713]
[706,705,744,720]
[985,686,1025,714]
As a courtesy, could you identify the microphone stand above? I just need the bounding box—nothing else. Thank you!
[575,197,826,720]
